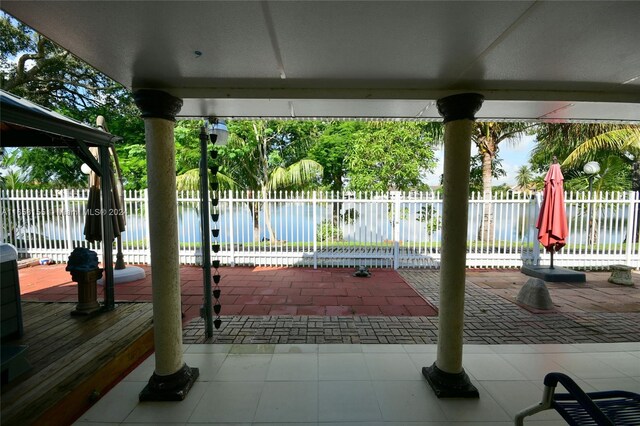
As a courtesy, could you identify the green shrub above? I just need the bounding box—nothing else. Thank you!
[317,220,343,242]
[340,208,360,224]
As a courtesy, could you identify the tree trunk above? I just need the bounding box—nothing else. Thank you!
[254,122,277,242]
[247,202,260,243]
[263,189,277,242]
[587,192,599,246]
[332,202,341,225]
[477,147,495,245]
[331,176,343,225]
[588,217,599,246]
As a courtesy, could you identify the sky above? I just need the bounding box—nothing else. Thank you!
[425,134,537,187]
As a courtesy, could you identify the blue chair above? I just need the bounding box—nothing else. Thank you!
[515,372,640,425]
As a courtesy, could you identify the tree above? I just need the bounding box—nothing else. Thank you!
[532,124,639,192]
[515,165,535,191]
[308,121,362,191]
[268,120,325,167]
[0,149,27,189]
[1,14,148,189]
[176,120,323,242]
[467,153,506,194]
[563,126,640,242]
[346,122,439,192]
[230,120,323,242]
[472,122,532,242]
[0,149,35,242]
[1,13,122,110]
[562,126,640,189]
[7,148,87,188]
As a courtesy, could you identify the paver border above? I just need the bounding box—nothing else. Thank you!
[184,270,640,344]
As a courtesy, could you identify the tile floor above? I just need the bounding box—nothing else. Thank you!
[75,342,640,425]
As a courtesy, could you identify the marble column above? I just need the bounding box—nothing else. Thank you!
[423,93,484,398]
[134,89,199,401]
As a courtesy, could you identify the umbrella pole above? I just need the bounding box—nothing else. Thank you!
[99,145,115,310]
[550,249,554,269]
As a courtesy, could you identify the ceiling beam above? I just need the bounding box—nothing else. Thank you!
[164,87,640,104]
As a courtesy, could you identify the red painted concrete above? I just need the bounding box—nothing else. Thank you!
[18,264,438,323]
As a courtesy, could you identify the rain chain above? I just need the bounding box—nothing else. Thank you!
[198,124,223,337]
[210,147,222,330]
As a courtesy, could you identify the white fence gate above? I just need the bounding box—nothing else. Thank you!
[1,189,638,269]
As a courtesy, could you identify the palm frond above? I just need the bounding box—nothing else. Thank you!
[562,127,640,168]
[268,166,288,190]
[215,173,239,191]
[267,159,323,190]
[287,159,323,186]
[176,168,238,191]
[175,169,200,191]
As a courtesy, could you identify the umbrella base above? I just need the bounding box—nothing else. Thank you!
[521,265,585,283]
[97,266,146,285]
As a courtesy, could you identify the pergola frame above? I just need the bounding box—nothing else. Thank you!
[1,90,120,310]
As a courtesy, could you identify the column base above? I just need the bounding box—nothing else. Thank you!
[422,363,479,398]
[71,302,102,316]
[139,363,199,401]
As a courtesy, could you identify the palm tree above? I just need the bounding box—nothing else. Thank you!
[561,127,640,177]
[472,122,533,243]
[0,149,28,190]
[515,165,534,191]
[176,120,323,242]
[533,124,640,194]
[533,124,637,168]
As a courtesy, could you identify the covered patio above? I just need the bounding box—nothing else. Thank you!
[11,264,640,423]
[2,0,640,422]
[75,341,640,424]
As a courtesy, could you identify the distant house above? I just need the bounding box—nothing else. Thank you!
[509,184,537,195]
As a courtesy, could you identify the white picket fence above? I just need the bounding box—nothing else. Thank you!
[1,189,638,269]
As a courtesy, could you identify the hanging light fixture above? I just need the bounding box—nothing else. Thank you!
[80,163,92,175]
[207,117,229,146]
[583,161,600,177]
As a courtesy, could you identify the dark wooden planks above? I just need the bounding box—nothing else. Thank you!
[24,303,145,373]
[1,301,154,426]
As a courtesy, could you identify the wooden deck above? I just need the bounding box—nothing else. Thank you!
[1,301,154,426]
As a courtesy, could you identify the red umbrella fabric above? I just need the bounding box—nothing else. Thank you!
[536,162,568,260]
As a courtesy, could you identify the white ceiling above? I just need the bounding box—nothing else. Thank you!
[3,1,640,122]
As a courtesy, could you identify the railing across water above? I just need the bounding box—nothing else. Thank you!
[1,189,638,269]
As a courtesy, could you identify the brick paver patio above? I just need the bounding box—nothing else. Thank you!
[18,264,437,322]
[17,263,640,345]
[468,269,640,313]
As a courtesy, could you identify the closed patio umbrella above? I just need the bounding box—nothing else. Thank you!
[83,146,125,244]
[83,169,102,243]
[536,158,568,269]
